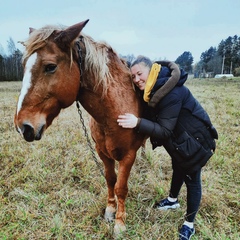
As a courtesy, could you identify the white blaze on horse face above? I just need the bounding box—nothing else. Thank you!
[17,53,37,115]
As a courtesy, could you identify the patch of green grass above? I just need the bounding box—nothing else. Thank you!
[0,80,239,239]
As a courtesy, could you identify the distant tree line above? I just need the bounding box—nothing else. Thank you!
[122,35,240,78]
[1,35,240,81]
[194,35,240,78]
[0,38,23,81]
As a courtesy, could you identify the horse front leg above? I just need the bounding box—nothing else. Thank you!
[114,151,136,236]
[98,151,117,222]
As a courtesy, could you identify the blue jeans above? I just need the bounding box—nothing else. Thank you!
[169,160,202,222]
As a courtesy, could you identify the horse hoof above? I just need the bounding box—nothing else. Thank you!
[113,223,126,238]
[104,206,116,222]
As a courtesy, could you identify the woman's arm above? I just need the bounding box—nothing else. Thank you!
[117,92,182,140]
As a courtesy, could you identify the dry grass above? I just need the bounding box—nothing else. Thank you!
[0,79,239,240]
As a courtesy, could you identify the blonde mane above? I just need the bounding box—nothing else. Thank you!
[22,25,114,94]
[81,34,114,93]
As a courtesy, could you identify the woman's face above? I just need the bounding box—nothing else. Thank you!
[131,63,150,90]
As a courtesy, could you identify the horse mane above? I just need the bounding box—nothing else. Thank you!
[21,25,116,95]
[81,33,114,94]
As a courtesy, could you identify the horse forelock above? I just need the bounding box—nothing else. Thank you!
[22,25,65,64]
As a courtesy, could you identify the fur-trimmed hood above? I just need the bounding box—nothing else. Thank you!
[150,65,188,98]
[147,61,188,108]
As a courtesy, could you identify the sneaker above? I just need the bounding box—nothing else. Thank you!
[154,198,180,210]
[179,225,195,240]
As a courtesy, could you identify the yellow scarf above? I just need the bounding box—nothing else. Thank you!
[143,63,161,102]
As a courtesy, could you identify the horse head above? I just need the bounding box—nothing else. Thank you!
[14,20,89,142]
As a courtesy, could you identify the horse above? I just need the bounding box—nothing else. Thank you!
[14,19,146,236]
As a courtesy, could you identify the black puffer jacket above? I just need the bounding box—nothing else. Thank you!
[137,67,218,174]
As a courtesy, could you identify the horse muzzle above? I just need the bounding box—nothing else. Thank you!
[16,122,46,142]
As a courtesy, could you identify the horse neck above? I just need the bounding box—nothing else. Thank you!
[75,39,142,123]
[78,74,142,126]
[77,85,105,122]
[77,72,116,122]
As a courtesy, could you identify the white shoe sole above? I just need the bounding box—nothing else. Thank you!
[157,203,180,210]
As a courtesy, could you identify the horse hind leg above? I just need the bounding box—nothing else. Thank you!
[98,151,117,222]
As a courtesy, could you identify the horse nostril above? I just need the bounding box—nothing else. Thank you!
[35,124,45,140]
[22,123,35,142]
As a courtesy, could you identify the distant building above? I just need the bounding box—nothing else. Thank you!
[214,74,234,78]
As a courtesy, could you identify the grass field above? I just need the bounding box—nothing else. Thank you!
[0,78,239,240]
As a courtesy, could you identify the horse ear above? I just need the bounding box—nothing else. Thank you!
[55,19,89,45]
[29,27,35,34]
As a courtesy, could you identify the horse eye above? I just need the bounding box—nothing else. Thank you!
[45,64,57,74]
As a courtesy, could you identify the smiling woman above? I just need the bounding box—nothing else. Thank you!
[117,55,218,240]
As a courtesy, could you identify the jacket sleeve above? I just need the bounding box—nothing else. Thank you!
[137,92,182,139]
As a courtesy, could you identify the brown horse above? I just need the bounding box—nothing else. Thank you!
[14,19,145,236]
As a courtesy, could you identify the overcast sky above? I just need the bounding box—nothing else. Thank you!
[0,0,239,63]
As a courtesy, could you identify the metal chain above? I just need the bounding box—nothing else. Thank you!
[76,100,104,176]
[75,37,104,176]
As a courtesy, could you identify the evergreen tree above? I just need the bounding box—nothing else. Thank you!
[175,51,193,73]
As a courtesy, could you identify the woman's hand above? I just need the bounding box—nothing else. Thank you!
[117,113,139,128]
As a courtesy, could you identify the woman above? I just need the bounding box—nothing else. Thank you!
[117,56,218,240]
